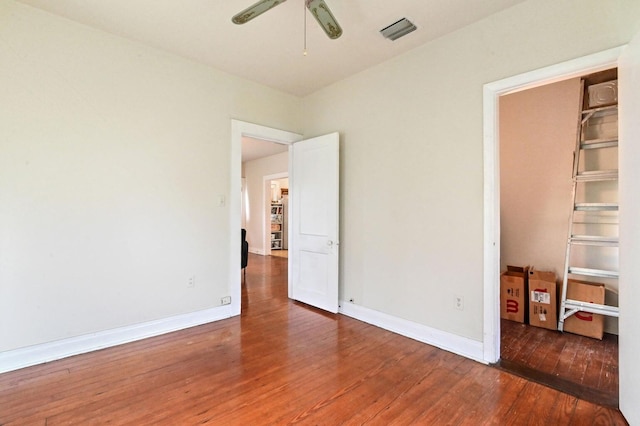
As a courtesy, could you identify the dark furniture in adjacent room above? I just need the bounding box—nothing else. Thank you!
[241,228,248,281]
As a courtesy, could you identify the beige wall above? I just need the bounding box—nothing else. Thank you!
[302,0,639,341]
[0,1,302,352]
[500,78,580,275]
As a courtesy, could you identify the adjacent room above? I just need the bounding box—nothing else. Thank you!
[1,0,640,423]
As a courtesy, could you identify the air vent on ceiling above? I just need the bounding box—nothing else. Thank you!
[380,18,417,41]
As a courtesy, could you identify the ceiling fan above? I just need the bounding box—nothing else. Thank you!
[232,0,343,40]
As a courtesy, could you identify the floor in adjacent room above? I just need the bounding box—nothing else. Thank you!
[270,249,288,258]
[499,318,619,408]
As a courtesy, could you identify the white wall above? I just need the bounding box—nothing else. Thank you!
[302,0,640,342]
[618,28,640,425]
[242,152,288,254]
[0,1,302,352]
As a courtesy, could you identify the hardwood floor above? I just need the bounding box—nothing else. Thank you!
[270,249,288,258]
[0,254,627,425]
[499,319,619,408]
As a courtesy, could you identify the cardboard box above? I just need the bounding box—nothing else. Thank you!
[564,279,605,340]
[500,266,529,323]
[528,270,558,330]
[587,80,617,107]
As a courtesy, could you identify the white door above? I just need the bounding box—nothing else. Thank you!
[290,133,339,313]
[618,31,640,425]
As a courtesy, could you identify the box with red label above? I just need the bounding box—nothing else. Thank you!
[564,279,605,340]
[500,265,529,323]
[528,269,557,330]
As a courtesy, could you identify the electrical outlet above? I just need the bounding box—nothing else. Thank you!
[188,276,195,288]
[221,296,232,305]
[455,295,464,311]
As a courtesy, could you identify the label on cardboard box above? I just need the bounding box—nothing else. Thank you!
[528,270,557,330]
[533,305,549,321]
[531,290,551,304]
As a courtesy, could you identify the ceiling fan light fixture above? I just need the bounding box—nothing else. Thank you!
[232,0,342,41]
[380,18,417,41]
[232,0,287,24]
[306,0,342,39]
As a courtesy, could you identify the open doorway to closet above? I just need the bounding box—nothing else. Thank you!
[498,68,619,407]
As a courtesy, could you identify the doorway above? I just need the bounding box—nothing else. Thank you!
[497,68,619,406]
[230,120,302,316]
[483,49,625,406]
[232,121,341,315]
[482,46,624,366]
[243,142,290,286]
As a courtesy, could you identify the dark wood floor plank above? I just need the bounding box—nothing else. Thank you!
[583,336,607,389]
[500,320,530,361]
[500,317,619,407]
[511,325,547,366]
[599,334,619,394]
[536,329,568,374]
[0,254,627,425]
[522,326,559,370]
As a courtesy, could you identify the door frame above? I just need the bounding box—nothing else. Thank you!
[230,120,302,315]
[482,46,624,363]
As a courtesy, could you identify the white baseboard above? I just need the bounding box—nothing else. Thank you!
[249,248,264,255]
[339,301,486,364]
[0,305,234,374]
[1,302,485,375]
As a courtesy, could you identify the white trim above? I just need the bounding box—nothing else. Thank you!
[230,120,302,317]
[482,46,624,364]
[0,306,233,374]
[339,301,485,364]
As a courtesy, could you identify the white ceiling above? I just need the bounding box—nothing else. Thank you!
[15,0,526,97]
[16,0,526,162]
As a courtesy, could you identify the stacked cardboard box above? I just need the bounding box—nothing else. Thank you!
[528,269,558,331]
[500,266,529,323]
[564,279,605,340]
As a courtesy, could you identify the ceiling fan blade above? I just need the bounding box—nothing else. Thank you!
[306,0,342,39]
[232,0,288,25]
